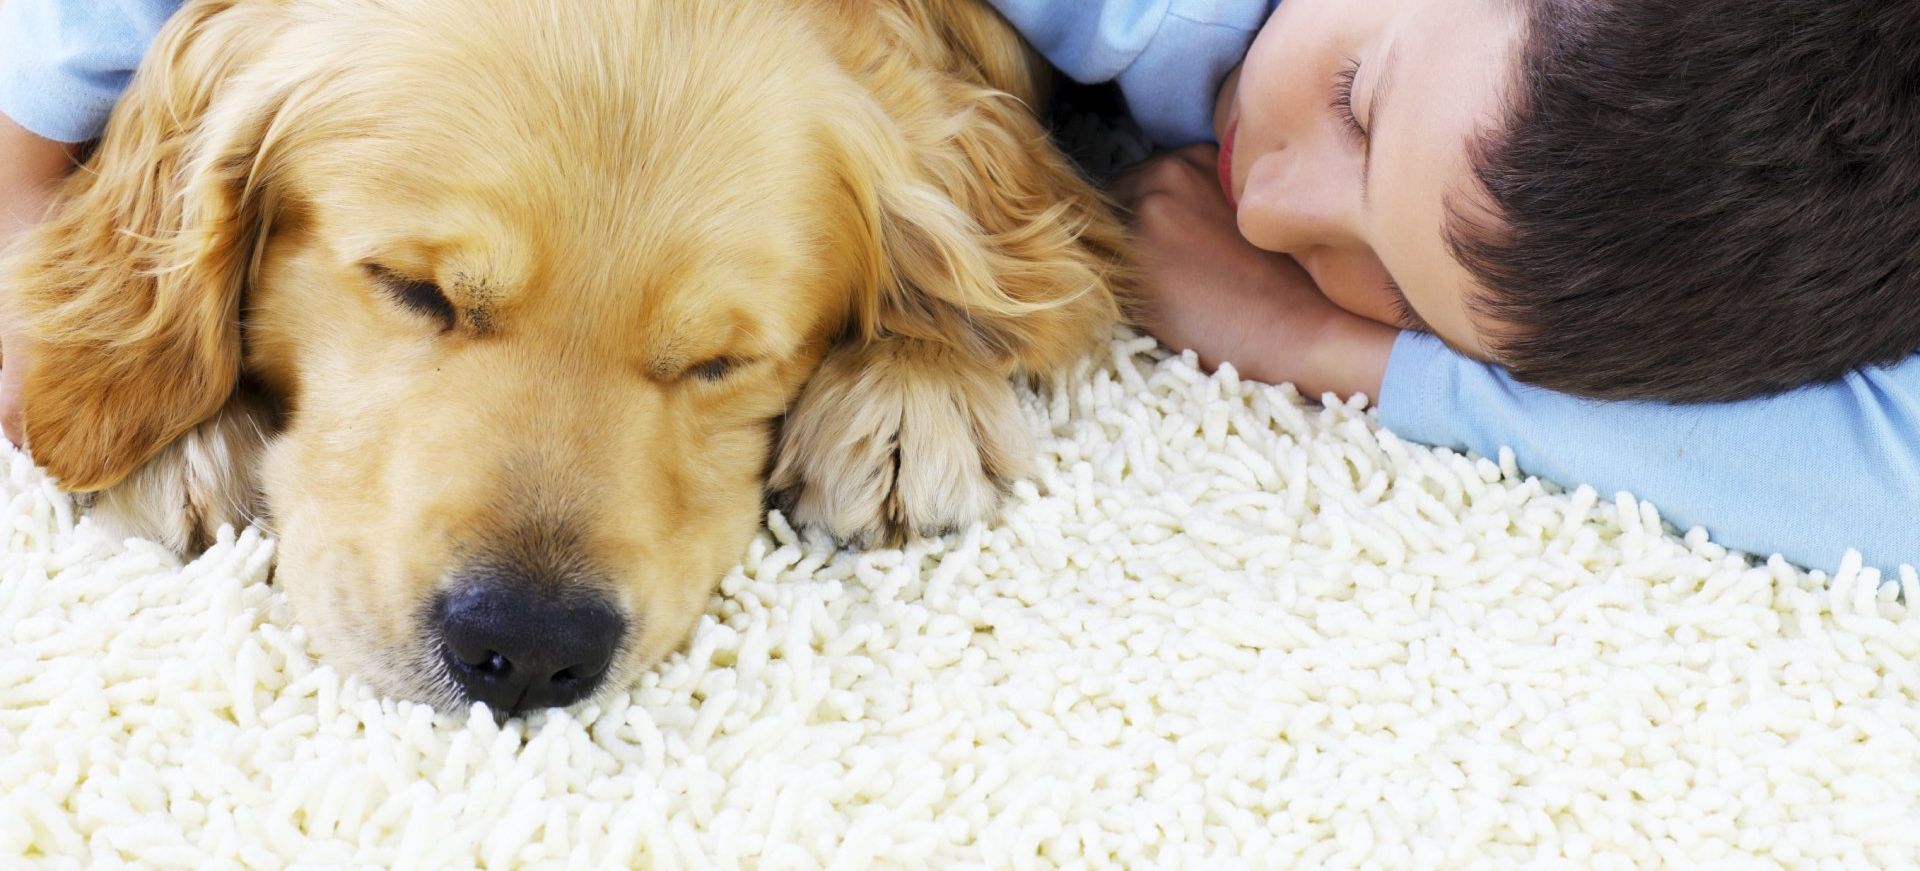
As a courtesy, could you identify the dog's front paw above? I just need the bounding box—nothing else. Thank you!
[86,391,273,555]
[770,340,1032,547]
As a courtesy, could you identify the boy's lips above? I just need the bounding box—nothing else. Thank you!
[1218,119,1239,210]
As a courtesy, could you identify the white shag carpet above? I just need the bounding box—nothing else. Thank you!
[3,334,1918,869]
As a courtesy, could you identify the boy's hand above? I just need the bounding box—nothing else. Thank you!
[1112,145,1397,400]
[0,115,80,447]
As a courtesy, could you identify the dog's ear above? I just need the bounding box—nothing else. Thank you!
[835,75,1130,375]
[6,1,287,492]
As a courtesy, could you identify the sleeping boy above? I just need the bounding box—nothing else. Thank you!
[991,0,1920,574]
[4,0,1917,573]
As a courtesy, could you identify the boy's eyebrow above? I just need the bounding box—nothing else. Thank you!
[1361,43,1403,207]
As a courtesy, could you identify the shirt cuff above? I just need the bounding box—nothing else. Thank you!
[0,64,120,143]
[0,0,172,143]
[1377,330,1463,449]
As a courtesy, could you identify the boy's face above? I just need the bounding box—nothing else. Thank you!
[1216,0,1523,357]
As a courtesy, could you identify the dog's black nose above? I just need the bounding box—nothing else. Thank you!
[437,583,624,712]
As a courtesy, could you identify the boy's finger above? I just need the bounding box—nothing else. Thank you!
[1110,147,1223,207]
[1166,143,1219,171]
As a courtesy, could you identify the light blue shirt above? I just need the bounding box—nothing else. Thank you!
[0,0,181,142]
[1383,333,1920,574]
[986,0,1280,147]
[997,0,1919,574]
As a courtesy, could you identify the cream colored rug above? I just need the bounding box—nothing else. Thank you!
[4,333,1917,869]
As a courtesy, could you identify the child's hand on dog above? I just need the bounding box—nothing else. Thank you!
[1113,144,1397,401]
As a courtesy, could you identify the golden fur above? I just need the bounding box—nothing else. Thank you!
[1,0,1129,708]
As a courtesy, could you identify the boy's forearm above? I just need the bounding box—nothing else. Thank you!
[1303,316,1393,402]
[1230,310,1395,402]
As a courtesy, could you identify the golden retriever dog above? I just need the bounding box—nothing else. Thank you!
[2,0,1128,712]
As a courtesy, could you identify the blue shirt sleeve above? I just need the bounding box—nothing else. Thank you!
[0,0,183,143]
[1379,330,1920,575]
[984,0,1279,147]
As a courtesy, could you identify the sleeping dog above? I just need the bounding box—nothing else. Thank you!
[2,0,1130,713]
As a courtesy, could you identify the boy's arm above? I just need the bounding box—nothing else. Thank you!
[985,0,1278,146]
[1380,331,1920,574]
[0,0,182,143]
[1116,146,1918,574]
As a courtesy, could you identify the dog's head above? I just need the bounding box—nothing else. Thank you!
[5,0,1120,711]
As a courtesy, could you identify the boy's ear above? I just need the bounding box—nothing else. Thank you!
[836,74,1131,374]
[7,0,287,492]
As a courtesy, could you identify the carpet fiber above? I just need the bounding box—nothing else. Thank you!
[4,335,1917,868]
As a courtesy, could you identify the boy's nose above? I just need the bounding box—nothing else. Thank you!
[1233,147,1362,254]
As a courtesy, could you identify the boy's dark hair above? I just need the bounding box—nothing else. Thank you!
[1451,0,1920,402]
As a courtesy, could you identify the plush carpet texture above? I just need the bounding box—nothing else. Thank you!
[3,334,1917,869]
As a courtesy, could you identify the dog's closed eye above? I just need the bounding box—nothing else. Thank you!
[687,357,738,382]
[365,264,456,331]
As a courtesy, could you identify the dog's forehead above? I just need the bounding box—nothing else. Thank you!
[282,0,844,163]
[257,0,860,361]
[281,2,848,283]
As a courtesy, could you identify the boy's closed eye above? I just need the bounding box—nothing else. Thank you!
[1213,0,1523,364]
